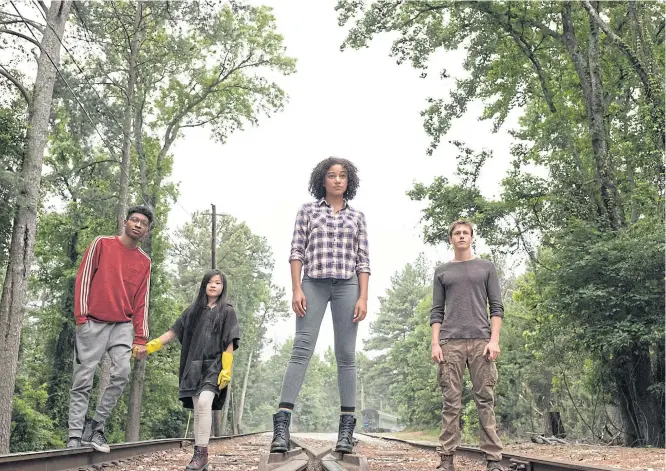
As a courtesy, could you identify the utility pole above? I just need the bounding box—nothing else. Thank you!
[361,379,365,411]
[204,203,230,436]
[211,204,216,268]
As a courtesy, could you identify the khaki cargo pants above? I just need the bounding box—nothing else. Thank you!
[437,339,503,461]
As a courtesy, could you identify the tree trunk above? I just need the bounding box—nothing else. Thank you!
[119,2,148,442]
[125,206,152,441]
[211,410,221,437]
[212,410,221,437]
[46,229,80,429]
[0,0,73,453]
[652,337,665,447]
[584,2,624,229]
[220,390,230,435]
[231,388,239,435]
[125,358,146,441]
[582,0,664,150]
[612,343,663,447]
[561,1,623,230]
[97,355,112,412]
[115,0,143,234]
[236,349,253,431]
[235,309,268,433]
[544,411,566,438]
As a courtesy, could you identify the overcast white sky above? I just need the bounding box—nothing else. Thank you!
[165,0,521,357]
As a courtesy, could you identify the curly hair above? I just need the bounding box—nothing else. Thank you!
[308,157,360,200]
[126,205,154,225]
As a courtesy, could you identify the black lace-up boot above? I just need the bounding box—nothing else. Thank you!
[270,411,291,453]
[335,414,356,454]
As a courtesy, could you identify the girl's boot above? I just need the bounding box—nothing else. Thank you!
[185,445,208,471]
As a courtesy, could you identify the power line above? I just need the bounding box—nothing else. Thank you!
[8,0,153,210]
[177,201,193,218]
[25,0,127,148]
[30,0,86,76]
[9,1,117,155]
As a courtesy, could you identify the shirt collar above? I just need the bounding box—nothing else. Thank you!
[317,197,348,210]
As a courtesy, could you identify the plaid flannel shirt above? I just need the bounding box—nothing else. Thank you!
[289,198,371,279]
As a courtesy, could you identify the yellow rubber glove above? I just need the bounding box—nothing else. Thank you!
[145,339,163,355]
[217,352,233,390]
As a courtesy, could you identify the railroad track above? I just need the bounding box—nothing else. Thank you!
[258,437,368,471]
[1,430,628,471]
[357,433,625,471]
[0,431,264,471]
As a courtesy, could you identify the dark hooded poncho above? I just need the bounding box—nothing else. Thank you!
[171,302,240,410]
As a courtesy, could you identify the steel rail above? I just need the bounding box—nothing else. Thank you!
[0,431,266,471]
[357,433,626,471]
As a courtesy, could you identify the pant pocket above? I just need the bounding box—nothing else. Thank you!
[438,361,450,388]
[438,340,451,388]
[76,320,90,332]
[484,360,498,387]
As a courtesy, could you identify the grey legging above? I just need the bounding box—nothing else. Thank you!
[279,275,359,411]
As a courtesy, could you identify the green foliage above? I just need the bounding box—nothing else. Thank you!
[338,0,665,446]
[536,219,664,353]
[10,376,62,452]
[11,329,62,452]
[0,106,25,269]
[365,253,431,350]
[388,297,442,428]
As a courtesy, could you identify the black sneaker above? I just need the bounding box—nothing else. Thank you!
[82,429,109,453]
[82,419,110,453]
[66,437,81,449]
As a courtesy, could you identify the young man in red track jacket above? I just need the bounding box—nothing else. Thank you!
[66,206,153,452]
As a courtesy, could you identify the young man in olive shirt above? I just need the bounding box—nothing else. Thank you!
[430,220,504,471]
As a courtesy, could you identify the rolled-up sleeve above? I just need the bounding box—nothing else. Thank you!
[355,212,370,274]
[289,206,308,263]
[170,309,188,344]
[430,270,445,325]
[486,265,504,318]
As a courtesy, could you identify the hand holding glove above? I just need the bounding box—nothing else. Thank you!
[146,338,164,354]
[133,338,163,358]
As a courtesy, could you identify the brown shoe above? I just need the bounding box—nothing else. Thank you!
[185,445,208,471]
[436,454,454,471]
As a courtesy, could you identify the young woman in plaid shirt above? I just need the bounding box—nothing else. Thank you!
[270,157,371,455]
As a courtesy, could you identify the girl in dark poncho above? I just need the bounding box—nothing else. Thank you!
[143,269,240,471]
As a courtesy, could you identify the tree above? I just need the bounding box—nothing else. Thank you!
[59,1,296,439]
[530,220,665,445]
[365,253,431,351]
[338,0,663,230]
[337,0,664,445]
[0,0,73,452]
[236,284,288,431]
[359,256,435,427]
